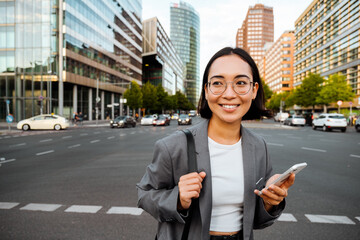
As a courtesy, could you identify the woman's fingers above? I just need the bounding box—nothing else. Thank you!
[178,172,206,209]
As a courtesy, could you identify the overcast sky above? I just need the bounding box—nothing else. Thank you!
[142,0,314,76]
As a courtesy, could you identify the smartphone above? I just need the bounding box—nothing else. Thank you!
[259,162,307,194]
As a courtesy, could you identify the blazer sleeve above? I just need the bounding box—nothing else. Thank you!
[253,138,286,229]
[137,138,186,224]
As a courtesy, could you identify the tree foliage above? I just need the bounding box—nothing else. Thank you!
[293,73,324,110]
[141,81,157,113]
[316,74,355,106]
[262,80,273,101]
[124,81,142,115]
[155,85,170,113]
[266,92,291,112]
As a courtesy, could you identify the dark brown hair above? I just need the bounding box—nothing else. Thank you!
[197,47,265,120]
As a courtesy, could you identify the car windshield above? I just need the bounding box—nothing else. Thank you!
[179,114,188,118]
[115,116,126,120]
[158,116,166,119]
[294,116,303,118]
[144,115,152,118]
[329,115,345,119]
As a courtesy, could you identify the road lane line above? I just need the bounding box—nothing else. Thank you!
[0,202,20,209]
[90,140,100,144]
[20,203,62,212]
[0,159,16,164]
[36,150,54,156]
[65,205,102,213]
[80,133,88,136]
[107,207,143,215]
[356,217,360,222]
[301,147,326,153]
[120,133,126,137]
[9,143,26,147]
[277,213,297,222]
[62,136,72,139]
[305,214,355,224]
[350,154,360,158]
[130,131,136,134]
[267,143,284,147]
[68,144,81,149]
[94,131,101,134]
[40,139,53,143]
[107,136,115,139]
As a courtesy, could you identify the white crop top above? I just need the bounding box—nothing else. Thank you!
[208,137,244,232]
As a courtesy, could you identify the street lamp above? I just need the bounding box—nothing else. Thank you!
[96,78,100,125]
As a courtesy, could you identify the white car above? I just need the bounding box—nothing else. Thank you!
[274,112,289,122]
[141,115,155,125]
[17,114,69,131]
[312,113,347,132]
[283,115,306,126]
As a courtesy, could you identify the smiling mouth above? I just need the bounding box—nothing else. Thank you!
[220,104,240,109]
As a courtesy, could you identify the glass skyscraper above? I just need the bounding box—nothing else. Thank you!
[0,0,142,121]
[170,1,200,107]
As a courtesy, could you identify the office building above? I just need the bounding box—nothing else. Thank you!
[0,0,142,121]
[294,0,359,101]
[259,31,295,93]
[142,17,185,95]
[236,4,274,64]
[170,1,200,107]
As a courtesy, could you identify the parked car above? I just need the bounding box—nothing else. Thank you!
[312,113,347,132]
[171,113,179,120]
[178,114,192,125]
[283,115,306,126]
[274,112,289,122]
[153,115,170,126]
[189,110,197,117]
[141,115,155,126]
[17,114,69,131]
[355,117,360,132]
[110,115,136,128]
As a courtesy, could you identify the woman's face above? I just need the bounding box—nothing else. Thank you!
[205,54,258,125]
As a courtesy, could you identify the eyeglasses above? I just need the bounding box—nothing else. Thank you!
[207,78,255,95]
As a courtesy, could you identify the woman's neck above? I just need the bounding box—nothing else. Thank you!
[208,117,242,145]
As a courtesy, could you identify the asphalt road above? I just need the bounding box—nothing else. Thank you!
[0,118,359,240]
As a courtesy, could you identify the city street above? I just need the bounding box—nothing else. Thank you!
[0,117,359,240]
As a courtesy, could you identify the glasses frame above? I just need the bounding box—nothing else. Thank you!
[207,80,256,96]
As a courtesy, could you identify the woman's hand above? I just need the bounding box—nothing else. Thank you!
[178,171,206,210]
[254,173,295,212]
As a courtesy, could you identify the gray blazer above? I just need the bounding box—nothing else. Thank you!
[137,119,285,240]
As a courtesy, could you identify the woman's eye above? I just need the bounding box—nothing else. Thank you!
[212,81,223,86]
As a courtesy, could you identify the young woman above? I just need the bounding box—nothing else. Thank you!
[137,47,295,240]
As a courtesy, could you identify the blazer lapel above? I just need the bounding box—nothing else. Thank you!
[241,126,256,238]
[190,119,212,238]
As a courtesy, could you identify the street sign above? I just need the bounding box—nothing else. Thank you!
[6,100,10,105]
[349,102,352,106]
[96,97,101,103]
[38,95,44,101]
[6,115,14,123]
[337,100,343,106]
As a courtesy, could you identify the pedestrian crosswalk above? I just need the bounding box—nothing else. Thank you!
[0,201,358,224]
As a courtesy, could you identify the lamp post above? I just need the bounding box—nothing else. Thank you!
[96,78,100,125]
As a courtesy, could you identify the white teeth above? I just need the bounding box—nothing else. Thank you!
[222,105,237,109]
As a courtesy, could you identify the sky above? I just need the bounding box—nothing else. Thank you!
[142,0,314,76]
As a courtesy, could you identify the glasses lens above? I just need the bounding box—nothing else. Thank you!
[233,78,251,95]
[209,79,226,95]
[209,78,252,95]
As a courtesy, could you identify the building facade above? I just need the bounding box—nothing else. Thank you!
[236,4,274,65]
[0,0,142,122]
[142,17,185,95]
[259,31,295,93]
[170,1,200,107]
[294,0,359,104]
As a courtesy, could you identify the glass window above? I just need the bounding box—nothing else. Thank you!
[16,0,24,23]
[16,24,24,48]
[6,51,14,72]
[0,2,6,24]
[0,51,6,72]
[24,24,33,48]
[42,0,50,22]
[7,26,15,48]
[6,1,15,23]
[34,0,42,22]
[33,23,42,48]
[0,26,6,48]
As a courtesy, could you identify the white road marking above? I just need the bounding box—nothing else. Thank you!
[36,150,54,156]
[320,139,340,143]
[9,143,26,147]
[80,133,88,136]
[277,213,297,222]
[65,205,102,213]
[267,143,284,147]
[0,202,19,209]
[90,140,100,144]
[40,138,53,143]
[0,159,16,164]
[305,214,355,224]
[62,136,72,139]
[130,131,136,134]
[356,217,360,222]
[107,136,115,139]
[301,147,326,153]
[20,203,62,212]
[350,154,360,159]
[120,133,126,137]
[68,144,81,149]
[3,136,10,139]
[107,207,143,215]
[94,131,101,134]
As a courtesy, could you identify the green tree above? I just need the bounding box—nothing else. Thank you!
[155,85,169,113]
[316,74,355,112]
[266,92,291,112]
[175,91,194,111]
[262,80,273,101]
[123,81,142,116]
[293,73,324,111]
[141,81,157,114]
